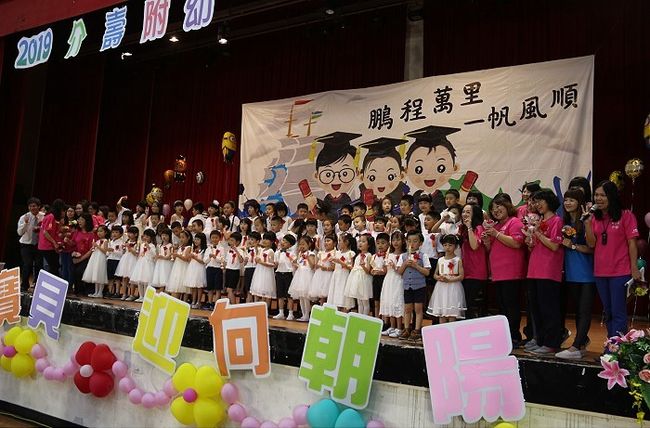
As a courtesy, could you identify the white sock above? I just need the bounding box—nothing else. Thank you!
[95,284,102,296]
[138,283,145,298]
[359,300,369,315]
[301,298,311,318]
[278,309,284,316]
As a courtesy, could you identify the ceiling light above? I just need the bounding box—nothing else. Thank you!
[120,52,132,60]
[169,35,179,42]
[217,24,229,45]
[324,8,335,15]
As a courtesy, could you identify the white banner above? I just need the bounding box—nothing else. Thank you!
[240,56,593,214]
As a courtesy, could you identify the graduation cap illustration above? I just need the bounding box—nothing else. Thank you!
[359,137,407,155]
[404,125,460,162]
[311,131,363,166]
[404,125,461,144]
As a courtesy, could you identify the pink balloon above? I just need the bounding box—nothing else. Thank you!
[112,361,129,379]
[221,382,239,404]
[30,344,47,359]
[63,361,78,376]
[52,368,66,382]
[128,388,143,404]
[260,422,278,428]
[43,366,55,380]
[292,405,308,426]
[141,393,157,409]
[155,391,170,407]
[163,378,177,397]
[241,417,261,428]
[35,358,50,373]
[3,346,16,358]
[366,420,385,428]
[278,418,297,428]
[645,212,650,228]
[162,204,171,218]
[228,404,248,423]
[119,377,136,394]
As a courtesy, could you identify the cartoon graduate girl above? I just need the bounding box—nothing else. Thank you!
[358,137,408,208]
[312,132,362,213]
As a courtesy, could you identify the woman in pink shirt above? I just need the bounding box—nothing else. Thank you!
[585,180,640,339]
[37,199,66,275]
[525,190,564,354]
[66,213,95,295]
[484,194,526,344]
[460,204,488,318]
[516,182,541,219]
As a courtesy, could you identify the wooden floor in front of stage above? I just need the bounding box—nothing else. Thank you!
[66,293,650,365]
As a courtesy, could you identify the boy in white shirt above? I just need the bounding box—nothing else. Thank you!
[273,234,297,320]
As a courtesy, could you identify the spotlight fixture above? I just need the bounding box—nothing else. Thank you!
[120,52,132,60]
[217,23,229,45]
[324,8,335,15]
[169,35,179,42]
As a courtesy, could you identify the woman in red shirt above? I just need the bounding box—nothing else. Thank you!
[66,213,95,295]
[37,199,66,275]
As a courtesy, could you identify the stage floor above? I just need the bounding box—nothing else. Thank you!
[61,293,646,366]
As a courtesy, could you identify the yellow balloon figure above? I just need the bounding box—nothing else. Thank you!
[170,363,227,428]
[1,326,38,378]
[222,132,238,164]
[146,186,164,206]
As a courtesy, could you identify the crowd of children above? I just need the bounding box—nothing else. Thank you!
[20,176,642,355]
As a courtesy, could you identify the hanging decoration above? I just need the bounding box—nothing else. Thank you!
[146,185,164,206]
[164,169,175,189]
[624,158,644,211]
[222,132,238,164]
[608,170,624,191]
[196,171,205,184]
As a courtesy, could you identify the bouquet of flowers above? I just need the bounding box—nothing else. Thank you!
[562,225,577,240]
[600,329,650,422]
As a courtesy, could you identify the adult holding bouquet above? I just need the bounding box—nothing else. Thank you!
[483,194,527,345]
[556,188,595,359]
[585,180,640,340]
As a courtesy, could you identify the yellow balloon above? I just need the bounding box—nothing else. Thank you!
[4,326,23,346]
[194,397,226,428]
[494,423,517,428]
[172,363,198,393]
[14,330,37,354]
[171,397,195,426]
[194,366,224,398]
[1,355,12,372]
[11,353,34,378]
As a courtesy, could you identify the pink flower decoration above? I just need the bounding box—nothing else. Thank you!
[643,353,650,364]
[598,358,629,390]
[639,369,650,383]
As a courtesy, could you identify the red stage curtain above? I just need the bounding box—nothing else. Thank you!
[92,66,155,206]
[33,55,105,203]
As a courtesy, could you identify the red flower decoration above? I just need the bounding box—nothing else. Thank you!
[448,261,455,272]
[539,221,549,233]
[73,341,117,398]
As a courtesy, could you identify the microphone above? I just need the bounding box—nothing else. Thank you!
[580,204,598,221]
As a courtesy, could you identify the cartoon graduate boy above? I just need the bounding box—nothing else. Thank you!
[404,125,461,213]
[358,137,408,208]
[313,132,362,213]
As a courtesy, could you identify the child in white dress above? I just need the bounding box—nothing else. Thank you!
[380,231,406,338]
[184,232,207,309]
[309,234,337,303]
[130,229,157,302]
[326,233,356,311]
[115,226,139,301]
[427,234,466,322]
[344,234,375,315]
[250,232,277,303]
[151,229,174,291]
[289,236,316,322]
[166,230,192,299]
[106,226,124,298]
[83,225,109,298]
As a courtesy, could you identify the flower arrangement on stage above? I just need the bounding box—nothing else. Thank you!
[599,329,650,423]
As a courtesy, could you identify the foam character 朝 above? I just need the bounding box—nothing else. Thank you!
[404,125,461,213]
[222,132,238,164]
[312,132,362,213]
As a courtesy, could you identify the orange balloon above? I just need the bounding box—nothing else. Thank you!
[164,169,175,184]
